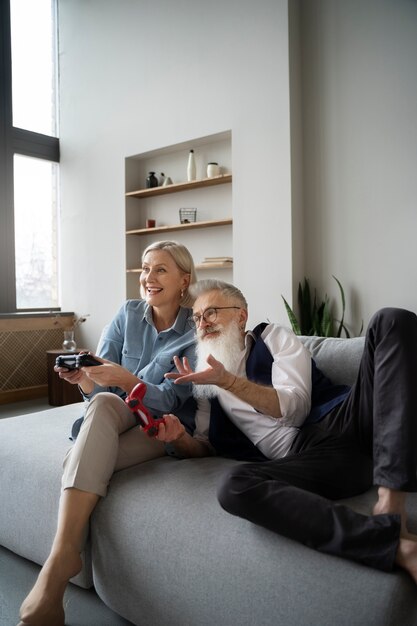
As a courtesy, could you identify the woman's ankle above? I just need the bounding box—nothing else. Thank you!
[44,547,83,582]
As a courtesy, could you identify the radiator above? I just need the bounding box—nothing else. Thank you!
[0,314,74,404]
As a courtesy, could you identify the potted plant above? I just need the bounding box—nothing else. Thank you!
[282,276,362,337]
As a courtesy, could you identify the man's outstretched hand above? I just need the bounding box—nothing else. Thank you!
[165,355,235,389]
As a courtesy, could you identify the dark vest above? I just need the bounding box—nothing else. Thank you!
[208,323,350,461]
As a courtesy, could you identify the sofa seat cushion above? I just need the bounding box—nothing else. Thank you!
[91,456,417,626]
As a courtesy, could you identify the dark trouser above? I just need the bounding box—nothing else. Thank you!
[217,308,417,571]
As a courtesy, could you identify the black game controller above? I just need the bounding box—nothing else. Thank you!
[55,354,79,370]
[55,353,102,370]
[76,354,102,368]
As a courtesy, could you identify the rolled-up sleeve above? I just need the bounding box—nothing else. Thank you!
[262,325,311,427]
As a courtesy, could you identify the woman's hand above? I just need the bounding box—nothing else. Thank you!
[54,365,88,385]
[80,357,139,394]
[54,359,95,395]
[55,354,139,395]
[155,414,186,442]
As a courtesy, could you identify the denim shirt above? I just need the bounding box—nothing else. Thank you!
[84,300,196,418]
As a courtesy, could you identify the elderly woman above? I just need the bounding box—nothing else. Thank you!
[19,240,197,626]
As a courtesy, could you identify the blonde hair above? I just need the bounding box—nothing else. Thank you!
[141,240,197,307]
[189,279,248,310]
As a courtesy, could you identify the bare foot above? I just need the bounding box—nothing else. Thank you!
[19,548,82,626]
[396,536,417,585]
[373,487,408,534]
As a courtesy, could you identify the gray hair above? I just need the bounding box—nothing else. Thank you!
[189,279,248,310]
[141,240,197,307]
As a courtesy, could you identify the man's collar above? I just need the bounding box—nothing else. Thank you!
[245,330,255,345]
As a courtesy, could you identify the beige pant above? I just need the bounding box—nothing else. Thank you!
[62,392,166,497]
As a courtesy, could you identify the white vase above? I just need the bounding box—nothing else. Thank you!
[187,150,196,181]
[207,162,220,178]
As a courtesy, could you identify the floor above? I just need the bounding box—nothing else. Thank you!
[0,546,134,626]
[0,397,52,419]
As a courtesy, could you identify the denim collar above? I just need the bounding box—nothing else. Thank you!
[143,302,190,335]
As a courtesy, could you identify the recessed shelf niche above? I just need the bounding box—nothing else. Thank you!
[125,130,233,299]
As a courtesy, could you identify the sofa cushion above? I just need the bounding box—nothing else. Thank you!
[300,335,365,386]
[91,456,417,626]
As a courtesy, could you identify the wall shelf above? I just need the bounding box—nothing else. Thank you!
[126,218,232,236]
[127,261,233,274]
[126,174,232,199]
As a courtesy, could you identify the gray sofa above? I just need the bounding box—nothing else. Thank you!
[1,336,417,626]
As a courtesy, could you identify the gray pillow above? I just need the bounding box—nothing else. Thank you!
[300,336,365,387]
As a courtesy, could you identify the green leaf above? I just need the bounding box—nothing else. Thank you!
[332,275,346,337]
[281,296,301,335]
[298,279,312,335]
[321,299,334,337]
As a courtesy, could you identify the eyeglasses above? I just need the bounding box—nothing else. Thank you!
[189,306,241,327]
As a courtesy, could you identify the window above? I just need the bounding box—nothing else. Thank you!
[10,0,58,136]
[0,0,60,313]
[14,155,59,308]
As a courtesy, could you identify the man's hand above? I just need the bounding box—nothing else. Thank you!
[165,355,235,390]
[156,413,212,458]
[166,354,282,418]
[155,414,186,442]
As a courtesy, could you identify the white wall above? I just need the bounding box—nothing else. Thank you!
[59,0,417,348]
[299,0,417,332]
[58,0,294,349]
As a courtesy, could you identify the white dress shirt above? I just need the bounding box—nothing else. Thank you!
[193,324,312,460]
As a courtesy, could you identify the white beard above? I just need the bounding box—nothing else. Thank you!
[193,321,245,400]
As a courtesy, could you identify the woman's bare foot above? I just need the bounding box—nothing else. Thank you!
[373,486,408,534]
[396,536,417,585]
[19,548,82,626]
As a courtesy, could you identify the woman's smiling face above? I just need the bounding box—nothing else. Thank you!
[140,249,189,309]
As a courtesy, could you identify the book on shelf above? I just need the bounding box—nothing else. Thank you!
[198,258,234,268]
[201,256,233,263]
[198,262,233,269]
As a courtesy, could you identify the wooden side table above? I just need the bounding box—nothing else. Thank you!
[46,350,86,406]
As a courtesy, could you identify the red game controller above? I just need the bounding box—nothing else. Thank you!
[125,382,165,437]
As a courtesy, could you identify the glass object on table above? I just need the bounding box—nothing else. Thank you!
[62,330,76,352]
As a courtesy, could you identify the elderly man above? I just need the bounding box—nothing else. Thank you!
[161,279,417,585]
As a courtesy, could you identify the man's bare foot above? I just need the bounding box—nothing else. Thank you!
[396,536,417,585]
[373,486,408,534]
[19,548,82,626]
